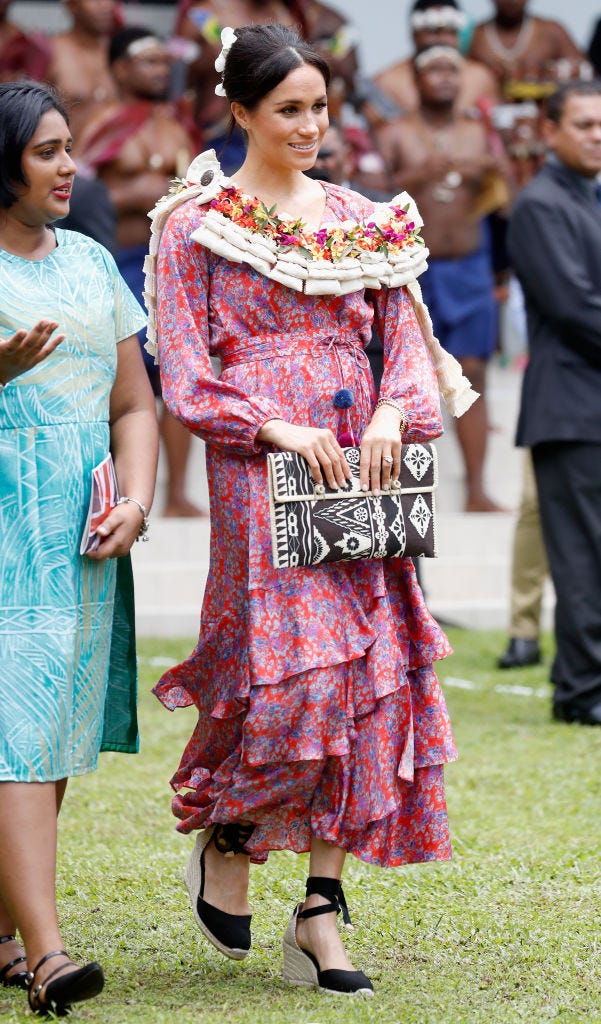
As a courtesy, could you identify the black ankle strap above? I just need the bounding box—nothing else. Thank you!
[0,955,27,981]
[29,950,68,983]
[212,823,254,856]
[298,876,353,927]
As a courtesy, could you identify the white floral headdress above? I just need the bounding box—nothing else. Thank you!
[214,26,237,97]
[411,7,465,32]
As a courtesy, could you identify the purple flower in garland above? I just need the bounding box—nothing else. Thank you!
[381,227,408,245]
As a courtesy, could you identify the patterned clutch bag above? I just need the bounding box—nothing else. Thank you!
[267,444,438,569]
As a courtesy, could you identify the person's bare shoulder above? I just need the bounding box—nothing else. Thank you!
[74,101,123,154]
[463,58,501,101]
[465,58,497,90]
[533,15,582,56]
[44,31,71,67]
[374,59,410,91]
[466,20,491,60]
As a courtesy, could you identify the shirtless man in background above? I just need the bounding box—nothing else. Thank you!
[44,0,121,133]
[375,0,500,119]
[77,27,203,518]
[468,0,584,95]
[379,46,513,512]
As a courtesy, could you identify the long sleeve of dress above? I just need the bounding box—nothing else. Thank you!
[156,206,284,455]
[372,284,444,442]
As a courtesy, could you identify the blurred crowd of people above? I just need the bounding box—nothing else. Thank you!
[0,0,598,517]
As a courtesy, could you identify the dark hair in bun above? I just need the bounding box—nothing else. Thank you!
[221,23,330,110]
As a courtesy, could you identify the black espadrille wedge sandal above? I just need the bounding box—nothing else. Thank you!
[184,823,254,960]
[282,877,373,997]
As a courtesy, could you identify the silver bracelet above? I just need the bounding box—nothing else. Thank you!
[117,496,150,542]
[374,398,408,435]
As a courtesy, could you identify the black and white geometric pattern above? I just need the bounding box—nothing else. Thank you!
[268,444,437,568]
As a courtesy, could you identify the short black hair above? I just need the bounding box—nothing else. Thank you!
[0,80,69,209]
[221,23,330,110]
[546,79,601,123]
[109,26,163,65]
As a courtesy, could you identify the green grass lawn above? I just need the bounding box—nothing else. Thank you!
[2,629,600,1024]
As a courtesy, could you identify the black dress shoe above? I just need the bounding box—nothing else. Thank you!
[0,935,28,990]
[552,699,601,726]
[27,950,104,1017]
[498,637,542,669]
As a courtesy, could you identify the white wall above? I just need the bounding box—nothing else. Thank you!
[12,1,176,35]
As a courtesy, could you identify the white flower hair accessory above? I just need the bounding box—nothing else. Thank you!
[214,26,237,96]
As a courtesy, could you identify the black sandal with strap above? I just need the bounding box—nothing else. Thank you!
[184,823,254,960]
[282,876,374,996]
[27,949,104,1018]
[0,934,28,990]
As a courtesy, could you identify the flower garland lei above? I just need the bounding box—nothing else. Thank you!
[211,185,424,262]
[166,179,424,264]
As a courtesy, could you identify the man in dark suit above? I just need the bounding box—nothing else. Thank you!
[508,80,601,725]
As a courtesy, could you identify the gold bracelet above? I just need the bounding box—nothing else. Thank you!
[374,398,408,435]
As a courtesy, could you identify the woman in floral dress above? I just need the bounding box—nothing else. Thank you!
[148,24,476,996]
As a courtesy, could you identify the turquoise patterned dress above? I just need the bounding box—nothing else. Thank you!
[0,229,146,782]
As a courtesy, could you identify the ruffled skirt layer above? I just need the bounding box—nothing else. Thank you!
[154,484,456,866]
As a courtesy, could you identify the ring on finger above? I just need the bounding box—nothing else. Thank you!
[382,455,394,464]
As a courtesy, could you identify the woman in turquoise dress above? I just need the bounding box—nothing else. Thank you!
[0,81,158,1016]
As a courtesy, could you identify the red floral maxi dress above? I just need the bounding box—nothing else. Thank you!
[153,180,457,867]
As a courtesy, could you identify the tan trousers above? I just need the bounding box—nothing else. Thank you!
[509,450,549,639]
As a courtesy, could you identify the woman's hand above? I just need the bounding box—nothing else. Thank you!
[359,406,403,494]
[257,420,351,489]
[86,502,144,561]
[0,320,65,385]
